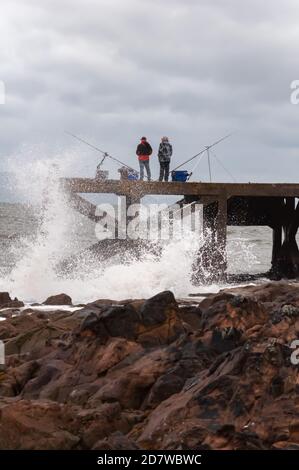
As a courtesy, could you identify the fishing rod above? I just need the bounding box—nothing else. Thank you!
[65,131,138,173]
[172,133,232,173]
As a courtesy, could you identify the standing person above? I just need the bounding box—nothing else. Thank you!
[158,136,173,181]
[136,136,152,181]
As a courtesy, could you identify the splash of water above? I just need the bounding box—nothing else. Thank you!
[0,159,75,301]
[0,154,260,304]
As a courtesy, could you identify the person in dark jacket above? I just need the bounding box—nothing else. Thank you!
[136,137,152,181]
[158,136,172,181]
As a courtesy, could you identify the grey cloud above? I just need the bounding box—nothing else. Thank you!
[0,0,299,185]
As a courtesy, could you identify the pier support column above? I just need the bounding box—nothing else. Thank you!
[192,194,227,284]
[215,195,228,276]
[271,197,299,279]
[66,192,100,222]
[124,192,142,239]
[271,225,282,266]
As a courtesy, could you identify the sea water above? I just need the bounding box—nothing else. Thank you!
[0,159,273,304]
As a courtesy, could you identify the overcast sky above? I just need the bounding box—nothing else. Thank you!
[1,0,299,184]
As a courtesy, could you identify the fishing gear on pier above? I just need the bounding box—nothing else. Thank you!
[171,133,232,182]
[66,132,139,174]
[66,131,233,184]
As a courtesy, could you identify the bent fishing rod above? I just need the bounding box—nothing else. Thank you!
[66,131,138,173]
[172,133,232,174]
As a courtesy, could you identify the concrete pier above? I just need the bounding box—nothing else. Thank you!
[61,178,299,281]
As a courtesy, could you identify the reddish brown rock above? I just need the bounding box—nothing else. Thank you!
[92,432,140,450]
[43,293,72,306]
[0,284,299,450]
[0,300,24,310]
[0,292,12,308]
[0,399,80,450]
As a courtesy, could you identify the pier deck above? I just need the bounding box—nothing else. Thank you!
[61,178,299,198]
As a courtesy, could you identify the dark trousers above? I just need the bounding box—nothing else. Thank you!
[139,160,151,181]
[159,161,170,181]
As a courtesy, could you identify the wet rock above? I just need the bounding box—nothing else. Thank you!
[229,295,249,308]
[177,305,202,330]
[79,291,184,348]
[271,304,299,324]
[199,292,234,312]
[210,327,243,353]
[89,352,164,409]
[281,304,299,317]
[22,363,61,398]
[0,309,15,319]
[0,292,12,308]
[101,305,141,340]
[139,291,177,326]
[200,295,267,334]
[269,375,284,398]
[79,403,130,448]
[43,294,72,306]
[146,372,185,407]
[1,283,299,450]
[0,300,24,310]
[138,291,185,347]
[92,432,139,450]
[79,305,140,341]
[0,400,80,450]
[79,311,109,341]
[273,441,299,450]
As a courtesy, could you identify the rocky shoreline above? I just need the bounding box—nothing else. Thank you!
[0,282,299,450]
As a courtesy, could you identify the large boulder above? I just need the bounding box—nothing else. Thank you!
[139,291,177,326]
[79,304,141,342]
[138,291,185,347]
[43,294,72,306]
[0,292,12,308]
[79,291,185,347]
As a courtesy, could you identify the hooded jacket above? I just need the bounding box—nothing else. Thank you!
[136,141,153,161]
[158,142,173,163]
